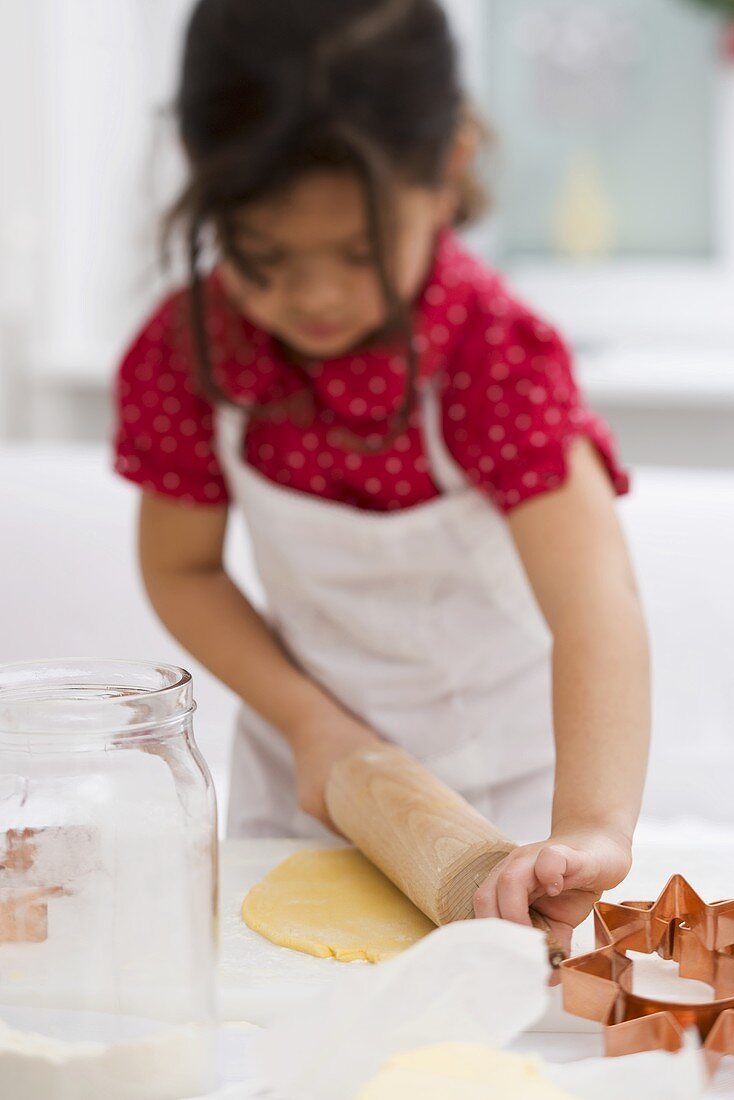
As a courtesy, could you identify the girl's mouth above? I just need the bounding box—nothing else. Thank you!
[295,321,350,342]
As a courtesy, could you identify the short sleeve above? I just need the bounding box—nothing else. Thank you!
[442,288,629,513]
[113,291,230,506]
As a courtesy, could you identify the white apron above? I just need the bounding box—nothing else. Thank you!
[217,383,557,845]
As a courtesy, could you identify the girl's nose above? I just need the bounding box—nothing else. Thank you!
[286,258,345,319]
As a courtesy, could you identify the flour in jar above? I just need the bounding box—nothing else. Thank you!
[0,1016,215,1100]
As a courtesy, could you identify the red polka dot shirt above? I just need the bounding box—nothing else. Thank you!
[114,231,628,513]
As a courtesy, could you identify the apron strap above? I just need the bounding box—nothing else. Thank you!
[419,382,471,496]
[214,403,248,465]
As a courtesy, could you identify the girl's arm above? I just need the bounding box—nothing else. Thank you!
[138,493,380,827]
[473,439,650,952]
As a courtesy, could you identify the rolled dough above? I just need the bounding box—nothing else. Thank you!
[241,847,435,962]
[359,1043,579,1099]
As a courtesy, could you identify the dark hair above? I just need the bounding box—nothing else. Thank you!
[168,0,485,449]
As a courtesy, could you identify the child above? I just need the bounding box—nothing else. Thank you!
[114,0,649,953]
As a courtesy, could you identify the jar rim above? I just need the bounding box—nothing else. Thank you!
[0,659,195,743]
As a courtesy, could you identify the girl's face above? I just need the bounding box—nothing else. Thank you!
[218,170,454,360]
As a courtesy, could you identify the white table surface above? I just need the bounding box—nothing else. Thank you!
[214,830,734,1098]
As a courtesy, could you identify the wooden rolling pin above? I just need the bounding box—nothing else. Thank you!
[325,742,565,967]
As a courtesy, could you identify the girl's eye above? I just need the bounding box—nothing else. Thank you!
[224,245,284,281]
[344,250,375,267]
[246,252,286,268]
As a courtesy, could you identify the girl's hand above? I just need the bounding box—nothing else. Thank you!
[289,710,382,830]
[473,827,633,972]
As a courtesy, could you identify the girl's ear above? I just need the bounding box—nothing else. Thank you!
[440,115,483,224]
[446,121,480,182]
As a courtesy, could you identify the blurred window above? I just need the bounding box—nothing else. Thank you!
[485,0,720,262]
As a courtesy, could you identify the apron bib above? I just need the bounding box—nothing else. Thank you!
[217,383,555,840]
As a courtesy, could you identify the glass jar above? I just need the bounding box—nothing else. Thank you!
[0,660,218,1099]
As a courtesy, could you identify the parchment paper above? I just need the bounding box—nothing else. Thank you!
[253,919,708,1099]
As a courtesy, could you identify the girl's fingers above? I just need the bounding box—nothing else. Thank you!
[473,874,499,919]
[474,842,606,925]
[535,843,601,894]
[474,853,537,923]
[496,860,537,924]
[533,845,571,896]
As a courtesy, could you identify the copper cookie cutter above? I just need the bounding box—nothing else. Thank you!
[560,874,734,1076]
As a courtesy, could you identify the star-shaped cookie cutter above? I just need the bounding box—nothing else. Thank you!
[559,875,734,1075]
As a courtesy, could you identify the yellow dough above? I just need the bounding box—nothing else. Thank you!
[359,1043,579,1099]
[241,847,435,962]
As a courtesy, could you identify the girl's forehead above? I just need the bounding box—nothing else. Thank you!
[233,170,441,250]
[235,171,368,240]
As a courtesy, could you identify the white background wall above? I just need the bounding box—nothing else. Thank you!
[0,0,191,438]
